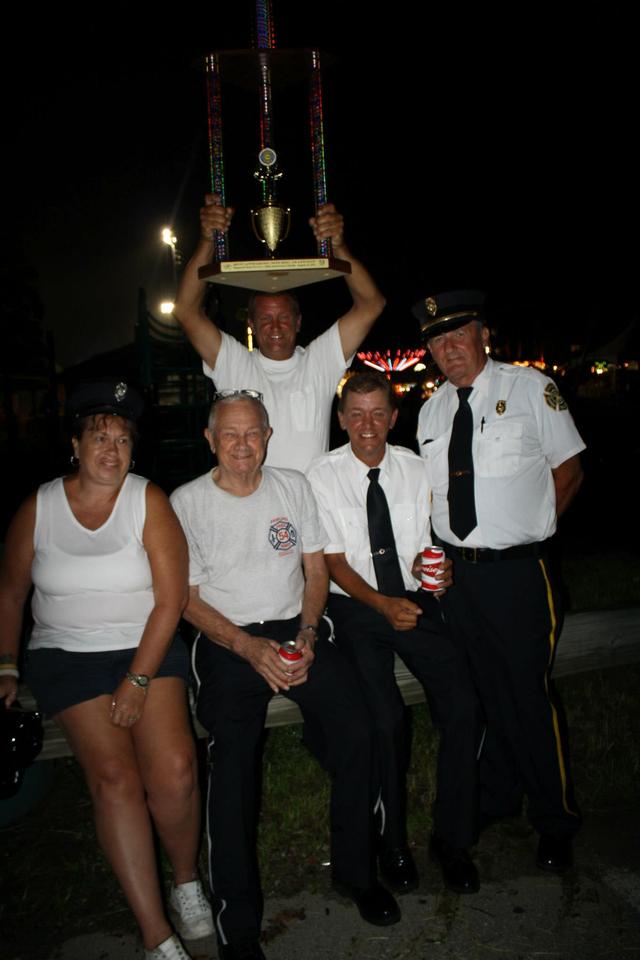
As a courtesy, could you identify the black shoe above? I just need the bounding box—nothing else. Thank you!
[536,834,573,873]
[379,846,420,893]
[429,834,479,894]
[217,938,266,960]
[333,880,401,926]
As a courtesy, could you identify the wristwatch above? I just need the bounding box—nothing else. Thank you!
[126,671,150,691]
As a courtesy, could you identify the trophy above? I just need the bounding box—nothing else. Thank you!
[251,147,290,255]
[197,1,351,293]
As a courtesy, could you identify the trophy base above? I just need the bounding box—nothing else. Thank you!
[198,257,351,293]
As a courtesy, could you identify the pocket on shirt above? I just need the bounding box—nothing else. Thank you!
[338,506,370,557]
[390,502,424,559]
[290,388,318,432]
[475,421,523,477]
[420,434,450,490]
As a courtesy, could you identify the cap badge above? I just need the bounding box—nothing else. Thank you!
[425,297,438,316]
[496,400,506,415]
[114,382,128,403]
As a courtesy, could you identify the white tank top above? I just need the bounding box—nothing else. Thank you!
[30,474,155,652]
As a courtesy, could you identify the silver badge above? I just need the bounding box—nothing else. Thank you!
[114,382,128,403]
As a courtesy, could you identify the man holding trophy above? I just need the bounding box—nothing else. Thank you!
[174,198,385,471]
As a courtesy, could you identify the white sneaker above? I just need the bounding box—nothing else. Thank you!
[169,879,215,940]
[145,934,192,959]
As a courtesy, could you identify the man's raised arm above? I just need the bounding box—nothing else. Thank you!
[310,204,385,361]
[173,195,234,370]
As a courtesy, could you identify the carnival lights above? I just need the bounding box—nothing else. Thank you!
[356,348,427,373]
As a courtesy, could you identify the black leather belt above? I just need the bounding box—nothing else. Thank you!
[434,537,550,563]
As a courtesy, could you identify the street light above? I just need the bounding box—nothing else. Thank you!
[161,227,177,249]
[159,227,180,320]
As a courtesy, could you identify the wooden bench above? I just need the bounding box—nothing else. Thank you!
[19,607,640,762]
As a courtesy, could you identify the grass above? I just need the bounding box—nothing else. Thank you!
[258,725,331,895]
[254,708,442,896]
[556,666,640,808]
[560,550,640,612]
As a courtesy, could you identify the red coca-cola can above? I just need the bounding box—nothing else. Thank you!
[278,639,303,664]
[421,546,445,592]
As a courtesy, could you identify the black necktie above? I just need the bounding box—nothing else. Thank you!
[447,387,478,540]
[367,468,406,596]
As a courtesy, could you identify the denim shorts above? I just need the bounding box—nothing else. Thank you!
[25,636,189,717]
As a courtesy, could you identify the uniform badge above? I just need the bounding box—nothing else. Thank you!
[543,382,568,411]
[496,400,506,415]
[268,517,298,552]
[114,382,128,402]
[425,296,438,316]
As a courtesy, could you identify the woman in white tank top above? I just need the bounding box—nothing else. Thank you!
[0,380,212,960]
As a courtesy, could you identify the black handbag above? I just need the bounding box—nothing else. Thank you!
[0,700,44,799]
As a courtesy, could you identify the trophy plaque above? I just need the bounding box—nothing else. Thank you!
[198,1,351,293]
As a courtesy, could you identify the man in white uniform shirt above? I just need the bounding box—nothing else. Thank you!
[307,372,482,896]
[170,392,399,960]
[174,197,385,471]
[415,290,585,874]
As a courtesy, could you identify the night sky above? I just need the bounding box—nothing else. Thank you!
[5,2,636,367]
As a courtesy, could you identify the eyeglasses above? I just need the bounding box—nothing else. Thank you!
[212,389,264,402]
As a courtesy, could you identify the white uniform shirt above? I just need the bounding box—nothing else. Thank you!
[204,323,349,472]
[306,443,432,596]
[417,358,586,549]
[171,467,327,625]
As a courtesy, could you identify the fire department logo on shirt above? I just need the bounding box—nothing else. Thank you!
[268,517,298,552]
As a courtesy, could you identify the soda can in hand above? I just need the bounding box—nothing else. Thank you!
[421,546,445,592]
[278,639,303,664]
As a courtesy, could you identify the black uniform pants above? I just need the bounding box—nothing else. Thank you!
[327,591,481,852]
[440,553,581,838]
[192,617,375,946]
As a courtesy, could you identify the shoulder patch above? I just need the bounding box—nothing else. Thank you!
[543,382,568,411]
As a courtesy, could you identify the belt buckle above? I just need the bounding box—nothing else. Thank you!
[460,546,479,563]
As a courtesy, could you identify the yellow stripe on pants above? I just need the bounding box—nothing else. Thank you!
[539,558,579,818]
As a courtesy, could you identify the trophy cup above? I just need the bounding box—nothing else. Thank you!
[197,2,351,293]
[251,147,290,255]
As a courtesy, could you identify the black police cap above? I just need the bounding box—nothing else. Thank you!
[412,290,485,340]
[66,379,144,422]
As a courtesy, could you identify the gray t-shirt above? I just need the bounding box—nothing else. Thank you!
[171,467,327,625]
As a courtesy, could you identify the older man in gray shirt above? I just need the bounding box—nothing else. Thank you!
[171,392,399,960]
